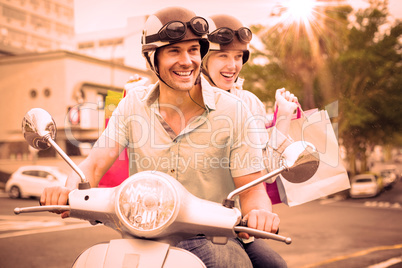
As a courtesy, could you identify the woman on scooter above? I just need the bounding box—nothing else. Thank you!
[201,14,300,267]
[202,14,299,159]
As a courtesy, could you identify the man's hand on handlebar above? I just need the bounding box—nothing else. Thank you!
[238,209,280,239]
[40,186,72,218]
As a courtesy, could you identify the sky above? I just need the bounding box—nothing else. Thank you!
[74,0,402,34]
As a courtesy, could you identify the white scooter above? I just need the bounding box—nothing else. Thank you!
[15,108,320,268]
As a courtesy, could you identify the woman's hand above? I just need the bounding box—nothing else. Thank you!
[275,88,298,118]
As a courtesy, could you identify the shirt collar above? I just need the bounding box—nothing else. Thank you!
[200,75,216,111]
[144,82,160,107]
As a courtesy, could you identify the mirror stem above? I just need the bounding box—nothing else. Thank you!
[223,165,287,208]
[46,137,89,187]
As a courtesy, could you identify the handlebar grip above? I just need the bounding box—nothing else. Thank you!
[14,205,71,214]
[234,226,291,244]
[38,199,69,206]
[239,219,280,234]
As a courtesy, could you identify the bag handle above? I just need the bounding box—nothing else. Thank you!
[266,102,303,129]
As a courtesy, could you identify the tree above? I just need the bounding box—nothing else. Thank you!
[241,0,402,174]
[330,0,402,173]
[242,1,352,109]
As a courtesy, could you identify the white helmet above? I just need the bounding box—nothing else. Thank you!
[206,14,252,64]
[141,6,210,74]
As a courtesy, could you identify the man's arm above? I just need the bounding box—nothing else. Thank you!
[68,135,124,188]
[233,171,280,239]
[40,136,123,217]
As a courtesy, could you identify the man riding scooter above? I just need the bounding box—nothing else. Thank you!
[40,6,286,267]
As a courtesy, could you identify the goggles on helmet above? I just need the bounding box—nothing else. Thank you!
[145,16,209,44]
[208,27,252,45]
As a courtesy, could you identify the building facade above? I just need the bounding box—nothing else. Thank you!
[0,2,157,161]
[0,0,75,55]
[75,15,148,70]
[0,50,155,160]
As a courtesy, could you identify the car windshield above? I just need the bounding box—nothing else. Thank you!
[354,178,373,183]
[381,171,391,176]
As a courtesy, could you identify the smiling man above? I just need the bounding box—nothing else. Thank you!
[41,6,285,268]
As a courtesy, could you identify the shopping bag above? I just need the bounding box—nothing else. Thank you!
[265,180,282,205]
[98,76,148,187]
[265,108,350,206]
[264,106,315,205]
[98,90,129,187]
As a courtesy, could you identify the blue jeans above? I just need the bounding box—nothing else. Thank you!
[176,236,287,268]
[241,238,288,268]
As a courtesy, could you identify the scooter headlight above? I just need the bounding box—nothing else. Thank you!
[116,171,178,237]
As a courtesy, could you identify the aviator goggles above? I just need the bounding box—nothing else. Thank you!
[208,27,252,45]
[145,16,209,44]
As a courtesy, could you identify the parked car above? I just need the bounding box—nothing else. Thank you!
[5,166,67,199]
[349,173,384,198]
[380,165,400,188]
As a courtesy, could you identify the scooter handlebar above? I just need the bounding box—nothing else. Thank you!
[14,205,70,215]
[234,226,292,245]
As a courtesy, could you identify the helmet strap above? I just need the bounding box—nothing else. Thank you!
[144,52,157,74]
[201,68,217,88]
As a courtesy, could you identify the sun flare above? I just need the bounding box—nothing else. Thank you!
[264,0,345,70]
[268,0,325,62]
[283,0,317,23]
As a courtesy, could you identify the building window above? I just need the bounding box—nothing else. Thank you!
[30,15,51,31]
[55,23,73,37]
[43,88,51,97]
[3,27,27,47]
[43,0,51,13]
[30,35,52,50]
[78,41,95,49]
[30,89,37,98]
[54,3,60,16]
[3,6,27,25]
[99,38,124,47]
[30,0,40,8]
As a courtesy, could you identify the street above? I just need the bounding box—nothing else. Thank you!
[0,180,401,268]
[271,180,402,268]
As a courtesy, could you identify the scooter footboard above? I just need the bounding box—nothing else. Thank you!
[72,239,205,268]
